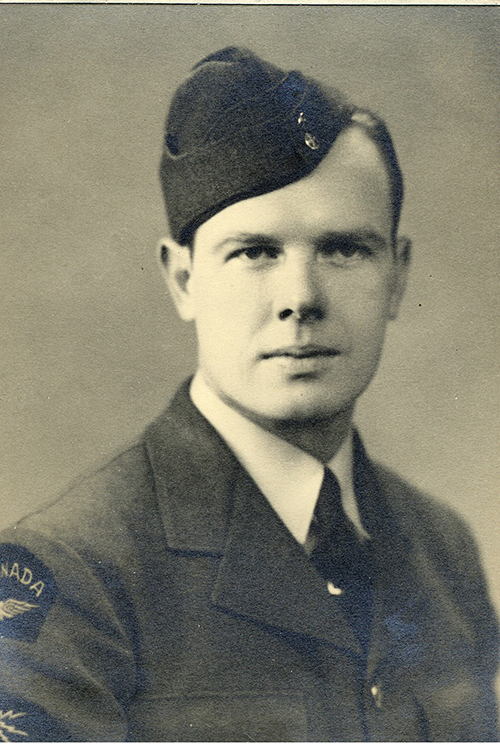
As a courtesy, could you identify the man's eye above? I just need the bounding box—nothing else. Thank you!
[321,240,369,261]
[338,242,360,258]
[243,246,266,260]
[230,246,279,261]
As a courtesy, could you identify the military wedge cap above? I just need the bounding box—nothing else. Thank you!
[159,46,355,245]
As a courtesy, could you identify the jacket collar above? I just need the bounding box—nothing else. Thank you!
[190,371,365,544]
[143,379,240,554]
[144,380,390,556]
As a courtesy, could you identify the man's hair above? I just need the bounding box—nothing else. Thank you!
[159,47,403,247]
[349,109,403,244]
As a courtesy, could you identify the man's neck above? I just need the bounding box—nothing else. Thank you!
[248,409,354,464]
[200,373,354,465]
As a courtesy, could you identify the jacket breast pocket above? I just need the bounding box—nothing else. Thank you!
[127,691,308,741]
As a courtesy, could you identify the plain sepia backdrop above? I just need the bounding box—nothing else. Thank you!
[1,4,499,695]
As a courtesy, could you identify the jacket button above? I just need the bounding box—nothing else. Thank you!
[370,684,383,708]
[327,581,343,596]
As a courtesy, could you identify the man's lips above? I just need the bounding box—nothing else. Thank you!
[261,345,340,360]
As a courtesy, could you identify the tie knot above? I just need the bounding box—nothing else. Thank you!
[322,467,342,499]
[309,467,361,562]
[313,468,343,533]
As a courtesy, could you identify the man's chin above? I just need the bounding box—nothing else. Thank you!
[242,390,353,427]
[267,404,346,426]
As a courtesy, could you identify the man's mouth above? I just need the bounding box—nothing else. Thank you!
[261,345,340,360]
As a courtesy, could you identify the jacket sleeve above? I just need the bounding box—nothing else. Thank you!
[427,500,499,672]
[0,527,136,742]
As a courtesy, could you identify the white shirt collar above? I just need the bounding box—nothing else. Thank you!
[190,371,369,545]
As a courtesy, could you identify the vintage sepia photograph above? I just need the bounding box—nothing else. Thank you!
[1,5,499,740]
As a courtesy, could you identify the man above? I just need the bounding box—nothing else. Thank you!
[0,47,498,741]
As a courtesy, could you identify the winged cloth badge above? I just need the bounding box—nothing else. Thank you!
[1,544,58,642]
[0,710,29,742]
[0,600,38,621]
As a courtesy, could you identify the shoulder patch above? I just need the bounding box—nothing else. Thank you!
[0,545,58,643]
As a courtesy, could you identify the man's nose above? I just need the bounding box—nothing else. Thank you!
[274,253,326,323]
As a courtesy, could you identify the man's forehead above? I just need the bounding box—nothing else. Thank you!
[332,125,389,173]
[286,125,390,198]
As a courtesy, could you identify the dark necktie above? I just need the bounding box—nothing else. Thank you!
[309,468,373,649]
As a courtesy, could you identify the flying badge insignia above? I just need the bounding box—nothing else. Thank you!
[0,599,39,621]
[0,545,57,642]
[0,709,29,742]
[0,698,70,742]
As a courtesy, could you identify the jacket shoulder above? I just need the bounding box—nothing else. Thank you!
[2,441,157,562]
[373,461,485,574]
[373,463,469,537]
[374,463,498,663]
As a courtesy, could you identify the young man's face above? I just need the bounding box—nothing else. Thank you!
[167,125,409,425]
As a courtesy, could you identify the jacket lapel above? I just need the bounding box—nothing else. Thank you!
[144,379,239,554]
[367,524,476,681]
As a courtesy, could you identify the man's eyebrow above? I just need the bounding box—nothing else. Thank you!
[213,233,280,251]
[212,229,389,252]
[316,229,388,248]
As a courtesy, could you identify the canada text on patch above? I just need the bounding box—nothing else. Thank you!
[0,561,45,598]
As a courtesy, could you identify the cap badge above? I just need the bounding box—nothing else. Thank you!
[297,112,320,150]
[304,132,320,150]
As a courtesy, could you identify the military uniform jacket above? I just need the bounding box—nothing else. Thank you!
[0,382,498,741]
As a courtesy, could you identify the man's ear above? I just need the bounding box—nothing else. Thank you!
[387,236,412,320]
[157,238,195,322]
